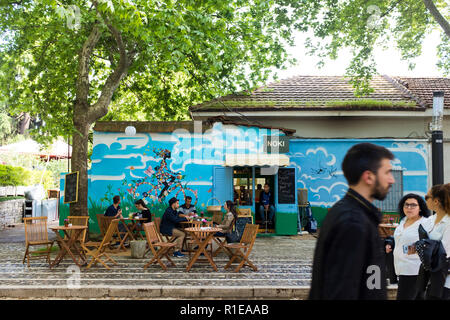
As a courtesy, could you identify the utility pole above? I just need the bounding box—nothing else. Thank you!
[431,91,444,186]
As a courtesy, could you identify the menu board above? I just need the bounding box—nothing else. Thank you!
[278,168,295,204]
[64,172,79,204]
[236,217,253,235]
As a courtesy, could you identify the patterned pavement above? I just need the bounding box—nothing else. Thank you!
[0,228,318,299]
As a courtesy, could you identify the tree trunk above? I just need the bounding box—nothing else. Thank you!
[69,105,91,216]
[18,112,30,134]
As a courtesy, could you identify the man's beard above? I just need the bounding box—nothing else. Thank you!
[372,178,391,201]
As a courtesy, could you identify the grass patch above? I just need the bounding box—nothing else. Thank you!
[198,99,417,109]
[0,196,25,202]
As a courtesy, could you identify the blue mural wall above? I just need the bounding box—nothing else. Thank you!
[60,122,430,233]
[60,122,286,231]
[288,139,429,208]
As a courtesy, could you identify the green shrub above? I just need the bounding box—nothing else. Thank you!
[0,164,31,186]
[0,164,54,190]
[0,196,25,202]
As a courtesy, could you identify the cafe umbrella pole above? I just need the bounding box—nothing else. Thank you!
[431,91,445,186]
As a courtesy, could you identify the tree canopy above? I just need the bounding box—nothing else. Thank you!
[294,0,449,94]
[0,0,302,144]
[0,0,305,214]
[1,1,448,141]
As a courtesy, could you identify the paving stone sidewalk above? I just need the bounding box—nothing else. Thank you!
[0,224,396,299]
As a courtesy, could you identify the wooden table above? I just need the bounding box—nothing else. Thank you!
[50,225,88,268]
[179,220,210,252]
[184,227,222,272]
[378,223,398,238]
[116,217,148,252]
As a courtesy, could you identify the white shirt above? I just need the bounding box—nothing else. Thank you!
[421,214,450,289]
[393,217,431,276]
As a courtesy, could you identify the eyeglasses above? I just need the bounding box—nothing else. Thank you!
[403,203,419,209]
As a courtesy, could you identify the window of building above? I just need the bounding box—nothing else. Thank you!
[233,167,253,205]
[373,170,403,212]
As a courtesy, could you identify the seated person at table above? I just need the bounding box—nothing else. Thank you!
[104,195,127,233]
[215,200,238,237]
[160,197,189,258]
[178,196,197,217]
[133,199,152,230]
[258,184,275,225]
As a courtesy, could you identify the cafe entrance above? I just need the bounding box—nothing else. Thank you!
[232,167,276,232]
[213,163,298,235]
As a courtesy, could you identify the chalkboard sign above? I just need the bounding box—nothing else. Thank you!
[64,172,79,204]
[235,217,253,236]
[278,168,295,204]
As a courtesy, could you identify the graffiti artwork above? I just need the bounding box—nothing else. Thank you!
[123,147,198,205]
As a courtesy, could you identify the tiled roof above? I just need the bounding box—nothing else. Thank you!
[190,75,449,112]
[93,119,296,135]
[392,77,450,109]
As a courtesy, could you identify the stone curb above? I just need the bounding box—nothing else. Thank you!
[0,286,398,300]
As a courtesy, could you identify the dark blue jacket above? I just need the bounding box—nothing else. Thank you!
[309,188,387,300]
[105,204,120,217]
[416,238,449,298]
[160,206,187,236]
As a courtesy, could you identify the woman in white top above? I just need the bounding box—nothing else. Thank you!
[422,183,450,300]
[386,193,430,300]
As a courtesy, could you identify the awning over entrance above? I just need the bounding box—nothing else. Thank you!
[224,154,290,167]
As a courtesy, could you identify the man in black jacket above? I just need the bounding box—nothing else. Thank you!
[309,143,395,300]
[160,197,188,257]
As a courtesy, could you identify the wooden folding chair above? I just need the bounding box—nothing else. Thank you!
[224,223,259,272]
[97,214,124,249]
[143,222,176,271]
[67,216,89,242]
[237,208,254,223]
[83,219,119,269]
[154,216,176,243]
[382,213,400,224]
[23,217,55,267]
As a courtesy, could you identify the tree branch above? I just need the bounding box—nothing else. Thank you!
[88,5,134,123]
[423,0,450,38]
[75,22,101,109]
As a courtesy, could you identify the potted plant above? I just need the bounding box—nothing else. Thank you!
[64,219,69,227]
[201,218,207,227]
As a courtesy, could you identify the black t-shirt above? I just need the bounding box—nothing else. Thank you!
[140,209,152,223]
[105,204,120,217]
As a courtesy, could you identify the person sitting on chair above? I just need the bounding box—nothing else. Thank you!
[104,195,127,234]
[133,199,152,231]
[215,200,238,237]
[160,197,189,258]
[258,184,275,225]
[178,196,197,217]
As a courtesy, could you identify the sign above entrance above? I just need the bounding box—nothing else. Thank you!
[224,154,289,167]
[263,136,289,153]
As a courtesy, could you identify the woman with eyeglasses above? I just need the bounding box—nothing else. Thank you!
[385,193,430,299]
[421,184,450,300]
